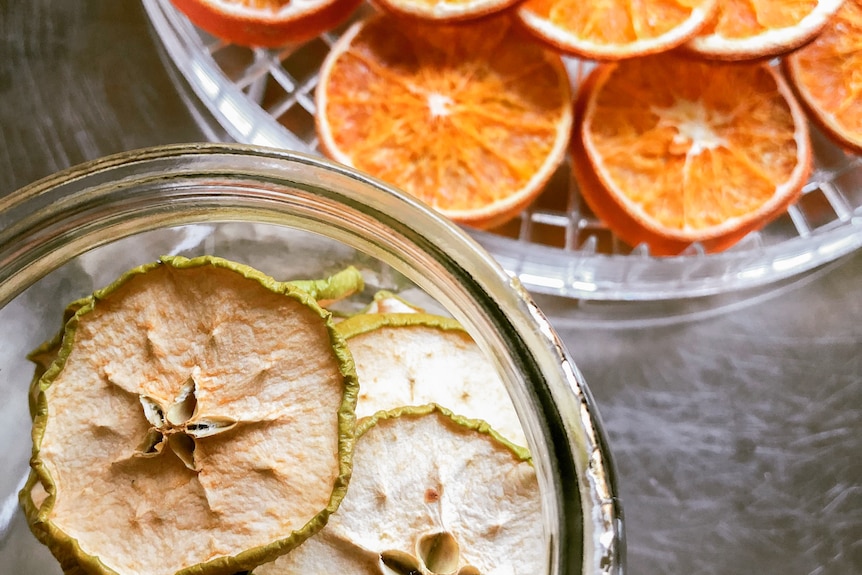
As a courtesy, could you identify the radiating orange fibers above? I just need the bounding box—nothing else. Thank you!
[516,0,718,60]
[784,0,862,154]
[315,14,573,230]
[686,0,847,60]
[572,54,812,256]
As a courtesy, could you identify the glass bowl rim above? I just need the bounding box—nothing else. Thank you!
[0,142,624,575]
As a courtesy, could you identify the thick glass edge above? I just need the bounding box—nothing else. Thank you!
[0,143,624,575]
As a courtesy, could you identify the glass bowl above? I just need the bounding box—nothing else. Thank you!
[0,143,623,574]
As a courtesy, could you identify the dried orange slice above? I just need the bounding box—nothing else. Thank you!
[169,0,362,47]
[515,0,718,60]
[572,54,812,256]
[316,14,573,230]
[373,0,521,23]
[783,0,862,154]
[686,0,846,60]
[254,405,544,575]
[336,312,527,446]
[24,255,358,575]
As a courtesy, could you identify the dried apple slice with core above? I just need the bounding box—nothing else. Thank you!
[336,312,527,447]
[255,405,545,575]
[25,255,358,575]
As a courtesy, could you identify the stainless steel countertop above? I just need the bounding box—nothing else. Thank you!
[2,2,860,573]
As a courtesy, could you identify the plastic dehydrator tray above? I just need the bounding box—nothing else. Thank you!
[143,0,862,302]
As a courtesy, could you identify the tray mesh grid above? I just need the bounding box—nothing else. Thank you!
[144,0,862,300]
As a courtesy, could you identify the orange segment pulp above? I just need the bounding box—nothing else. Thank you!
[573,54,812,255]
[686,0,847,60]
[783,0,862,154]
[315,14,573,229]
[170,0,363,47]
[515,0,718,60]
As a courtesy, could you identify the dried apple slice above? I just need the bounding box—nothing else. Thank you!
[336,312,527,447]
[25,266,363,417]
[254,404,545,575]
[289,265,364,307]
[24,255,359,575]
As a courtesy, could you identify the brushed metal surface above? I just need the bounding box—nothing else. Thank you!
[0,1,225,196]
[555,258,862,574]
[0,1,860,574]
